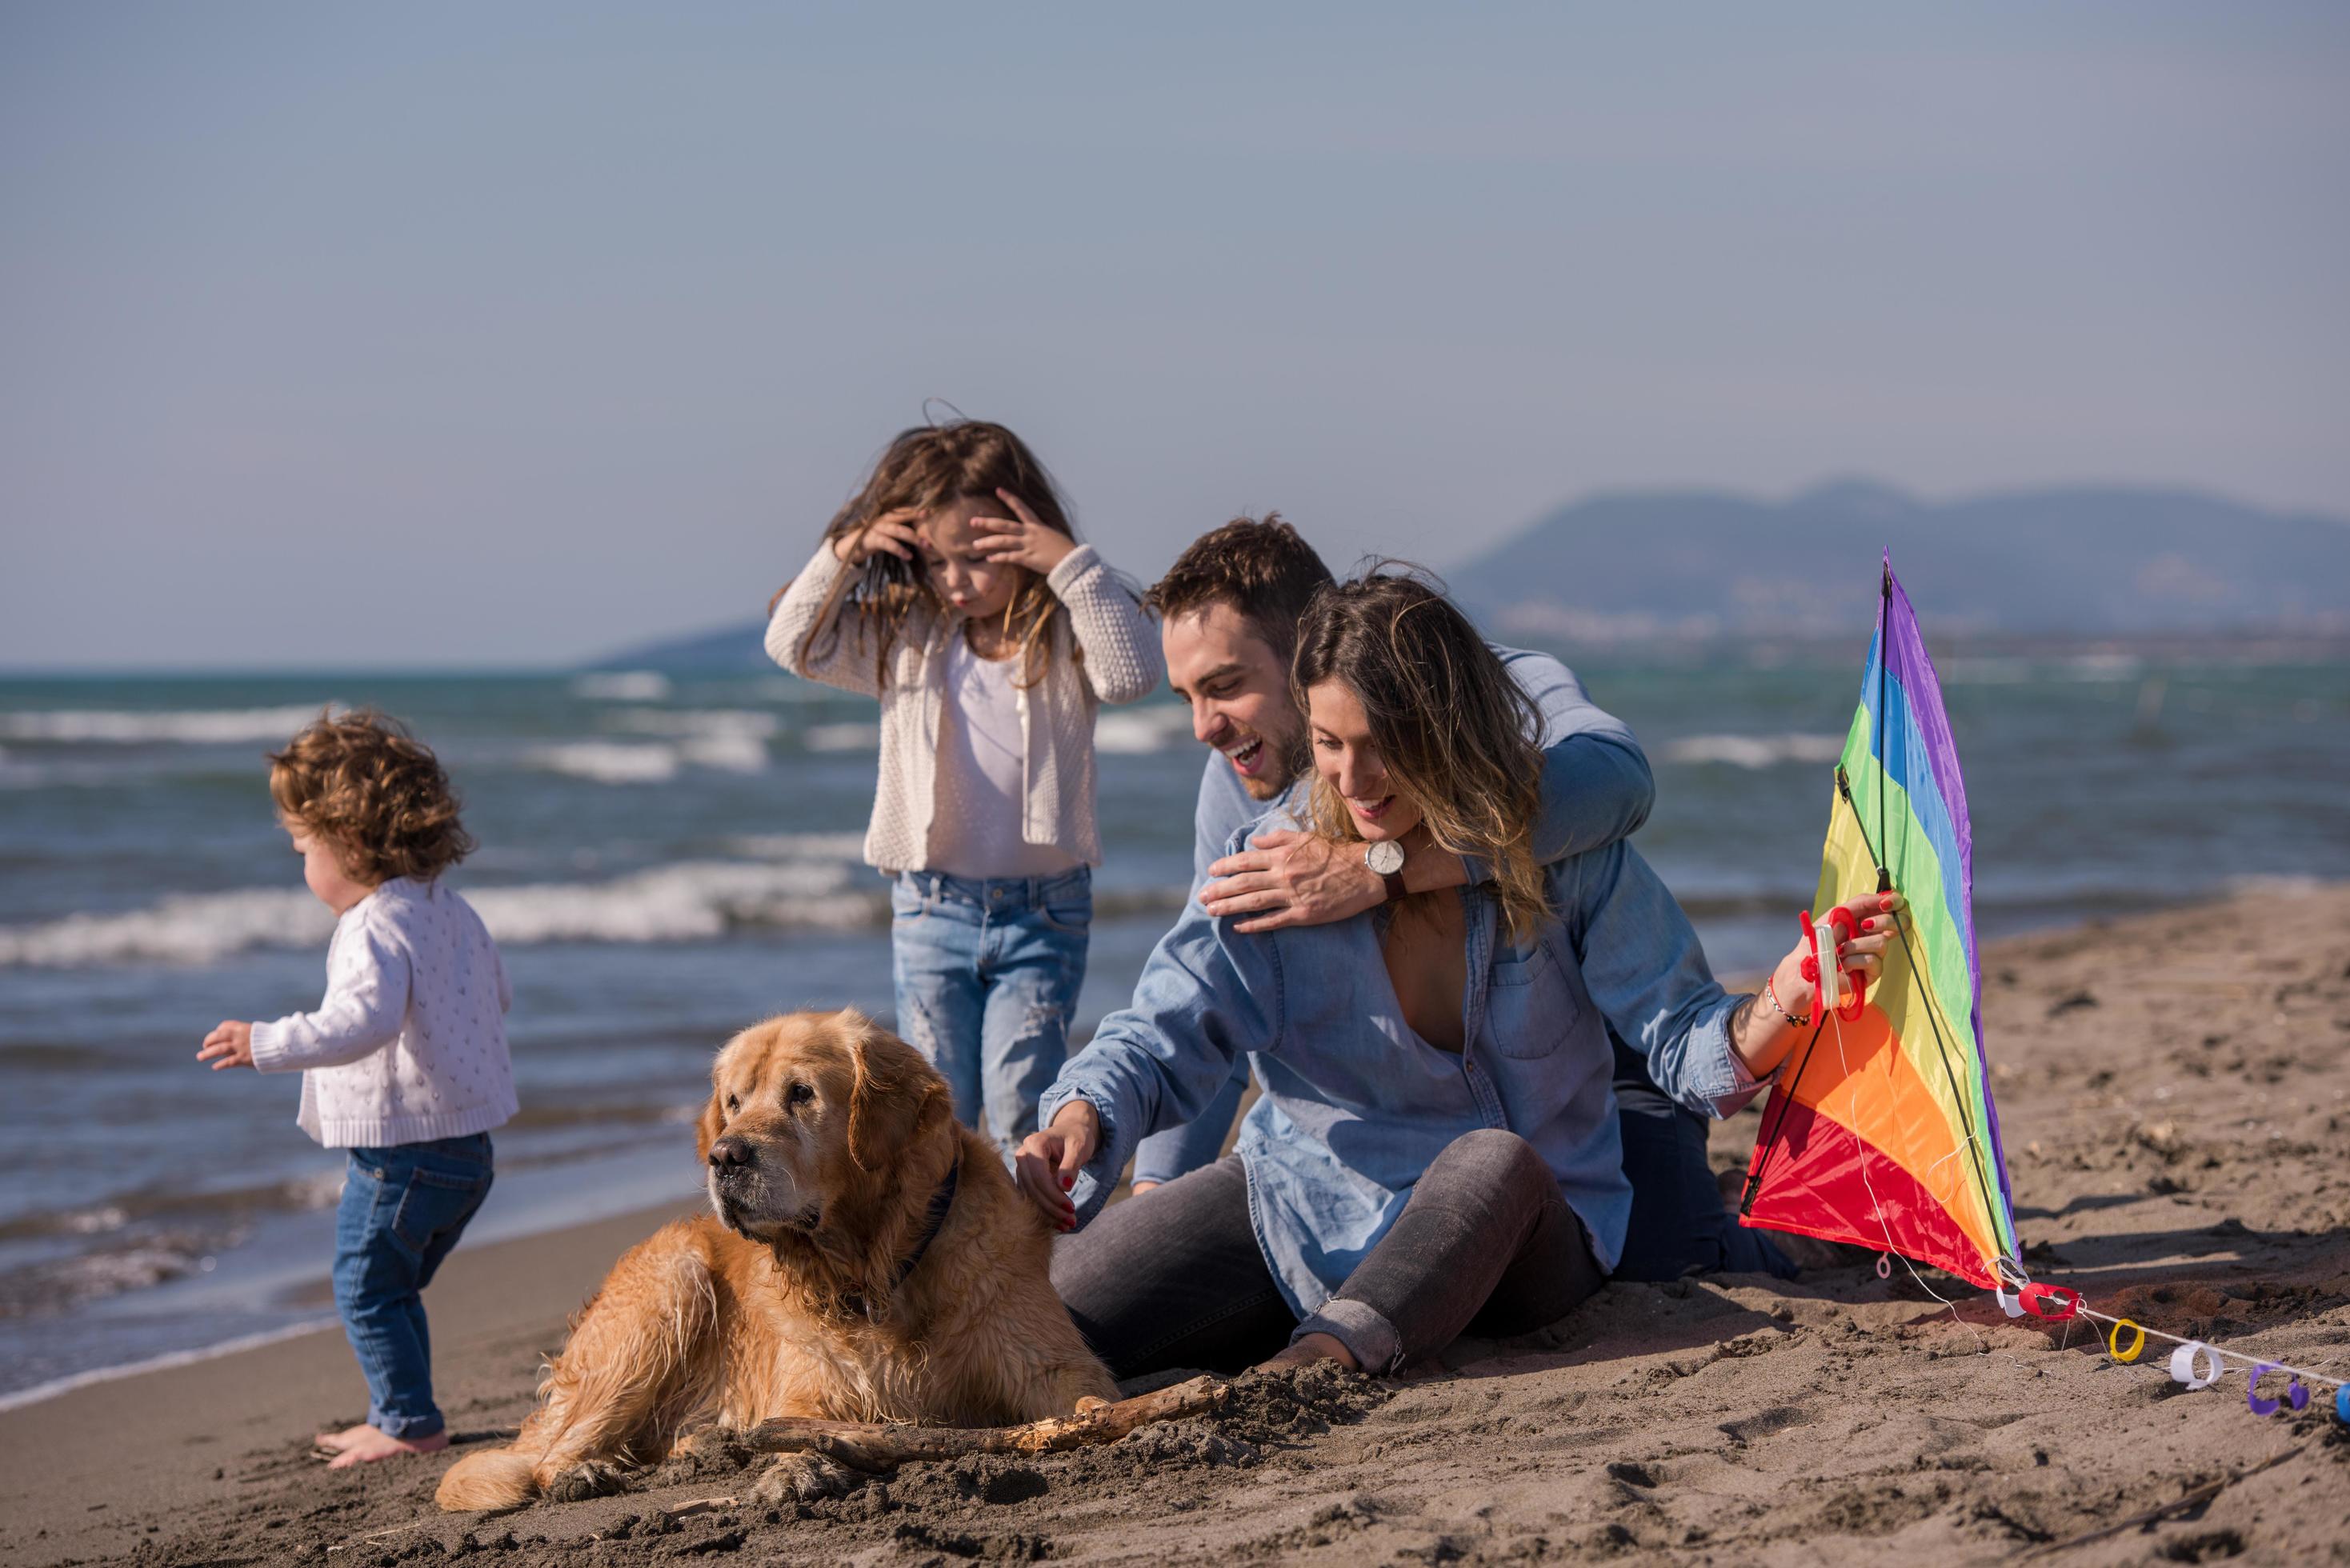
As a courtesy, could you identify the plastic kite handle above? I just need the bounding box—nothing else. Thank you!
[1799,908,1871,1022]
[2017,1282,2081,1321]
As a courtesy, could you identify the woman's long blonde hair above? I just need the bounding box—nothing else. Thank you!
[1291,568,1549,942]
[779,419,1079,688]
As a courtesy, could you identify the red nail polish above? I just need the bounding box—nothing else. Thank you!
[1862,918,1876,931]
[1060,1176,1074,1190]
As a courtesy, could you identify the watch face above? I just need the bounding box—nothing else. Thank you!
[1365,839,1406,875]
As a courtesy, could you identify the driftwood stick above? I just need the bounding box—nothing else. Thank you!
[739,1375,1230,1470]
[2020,1445,2303,1559]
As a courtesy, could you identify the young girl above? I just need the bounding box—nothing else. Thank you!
[198,710,516,1469]
[767,419,1162,1160]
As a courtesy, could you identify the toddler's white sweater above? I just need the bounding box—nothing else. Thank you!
[250,878,518,1148]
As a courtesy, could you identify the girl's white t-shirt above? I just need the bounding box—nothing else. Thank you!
[927,635,1083,880]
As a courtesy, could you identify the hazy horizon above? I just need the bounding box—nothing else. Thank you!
[6,3,2346,670]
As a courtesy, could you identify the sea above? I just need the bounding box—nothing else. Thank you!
[2,653,2344,1405]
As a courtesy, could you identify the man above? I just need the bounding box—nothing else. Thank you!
[1134,516,1792,1281]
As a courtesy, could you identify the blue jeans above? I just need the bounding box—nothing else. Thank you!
[891,868,1091,1162]
[332,1133,494,1439]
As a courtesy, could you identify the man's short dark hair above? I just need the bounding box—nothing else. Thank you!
[1146,514,1335,662]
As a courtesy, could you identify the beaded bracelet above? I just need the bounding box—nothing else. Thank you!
[1763,974,1812,1028]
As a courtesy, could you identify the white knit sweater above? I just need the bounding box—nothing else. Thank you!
[767,541,1163,872]
[249,878,518,1148]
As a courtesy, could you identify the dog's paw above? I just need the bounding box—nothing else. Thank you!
[750,1453,859,1508]
[544,1459,629,1503]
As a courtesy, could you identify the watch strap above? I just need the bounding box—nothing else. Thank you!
[1380,867,1409,904]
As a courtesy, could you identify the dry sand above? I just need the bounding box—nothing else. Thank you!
[5,886,2347,1566]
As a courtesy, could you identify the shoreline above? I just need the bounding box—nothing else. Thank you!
[6,886,2348,1565]
[6,877,2320,1410]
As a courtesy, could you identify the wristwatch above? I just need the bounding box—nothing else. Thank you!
[1363,838,1407,904]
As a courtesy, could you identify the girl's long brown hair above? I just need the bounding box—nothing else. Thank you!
[781,420,1079,687]
[1291,568,1549,942]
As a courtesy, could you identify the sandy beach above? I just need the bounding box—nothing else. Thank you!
[6,885,2346,1567]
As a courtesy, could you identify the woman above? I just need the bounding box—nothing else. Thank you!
[1015,569,1896,1377]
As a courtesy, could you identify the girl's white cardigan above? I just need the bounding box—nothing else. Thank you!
[767,541,1163,872]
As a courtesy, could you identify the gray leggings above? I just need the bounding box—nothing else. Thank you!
[1051,1128,1601,1378]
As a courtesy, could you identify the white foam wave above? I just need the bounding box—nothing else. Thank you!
[1662,733,1847,770]
[604,708,781,741]
[1094,706,1193,754]
[0,889,335,966]
[724,832,870,861]
[0,705,326,745]
[0,853,890,967]
[802,723,880,752]
[572,672,672,701]
[529,734,767,783]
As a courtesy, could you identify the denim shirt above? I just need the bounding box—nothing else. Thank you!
[1040,821,1765,1318]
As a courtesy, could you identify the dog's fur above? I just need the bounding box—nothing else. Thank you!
[436,1009,1116,1511]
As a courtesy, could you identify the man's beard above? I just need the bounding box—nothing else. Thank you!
[1241,730,1309,801]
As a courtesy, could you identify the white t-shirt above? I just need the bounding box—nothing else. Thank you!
[927,635,1084,880]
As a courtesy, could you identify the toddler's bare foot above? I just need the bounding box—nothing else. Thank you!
[1256,1330,1359,1373]
[314,1422,378,1454]
[323,1426,450,1469]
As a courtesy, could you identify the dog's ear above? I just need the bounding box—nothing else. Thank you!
[695,1091,725,1166]
[697,1035,739,1164]
[844,1012,950,1173]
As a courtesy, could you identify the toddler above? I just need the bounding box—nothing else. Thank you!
[198,710,516,1468]
[767,418,1161,1158]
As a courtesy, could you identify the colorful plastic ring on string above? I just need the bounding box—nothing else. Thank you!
[2248,1363,2282,1417]
[2337,1383,2350,1425]
[2106,1319,2146,1363]
[2168,1342,2223,1390]
[2285,1376,2308,1414]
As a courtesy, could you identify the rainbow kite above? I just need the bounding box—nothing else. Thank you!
[1739,558,2021,1290]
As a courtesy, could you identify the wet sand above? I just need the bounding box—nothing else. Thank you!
[5,886,2346,1566]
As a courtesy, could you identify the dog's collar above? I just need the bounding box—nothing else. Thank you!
[836,1154,959,1324]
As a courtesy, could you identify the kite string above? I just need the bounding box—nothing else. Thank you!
[2062,1300,2346,1390]
[1830,1010,1984,1350]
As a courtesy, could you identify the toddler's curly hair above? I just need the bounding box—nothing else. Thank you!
[268,709,476,885]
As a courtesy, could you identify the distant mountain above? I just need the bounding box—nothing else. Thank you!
[591,482,2350,669]
[1445,481,2350,646]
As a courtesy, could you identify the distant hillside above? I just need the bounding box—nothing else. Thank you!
[592,481,2350,669]
[1447,481,2350,646]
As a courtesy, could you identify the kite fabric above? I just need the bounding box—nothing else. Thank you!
[1738,557,2021,1290]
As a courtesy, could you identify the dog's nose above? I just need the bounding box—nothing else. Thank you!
[707,1135,755,1171]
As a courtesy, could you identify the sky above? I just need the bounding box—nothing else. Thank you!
[2,2,2345,669]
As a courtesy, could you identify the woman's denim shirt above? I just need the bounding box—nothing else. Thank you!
[1040,817,1765,1318]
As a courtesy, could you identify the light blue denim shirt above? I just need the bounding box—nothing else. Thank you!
[1127,646,1659,1186]
[1040,818,1764,1318]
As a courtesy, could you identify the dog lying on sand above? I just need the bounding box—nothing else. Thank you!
[436,1009,1117,1511]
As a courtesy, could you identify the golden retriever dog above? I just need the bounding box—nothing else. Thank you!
[436,1009,1116,1511]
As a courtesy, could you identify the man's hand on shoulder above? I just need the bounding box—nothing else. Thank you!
[1200,829,1385,933]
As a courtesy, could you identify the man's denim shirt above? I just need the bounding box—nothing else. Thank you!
[1040,818,1766,1319]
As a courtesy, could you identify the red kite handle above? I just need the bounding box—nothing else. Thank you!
[1798,909,1871,1022]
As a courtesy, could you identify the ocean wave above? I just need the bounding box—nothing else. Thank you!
[0,705,327,746]
[1661,733,1847,770]
[604,707,782,741]
[571,672,673,701]
[0,854,887,967]
[528,734,767,783]
[1095,706,1195,754]
[801,722,880,752]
